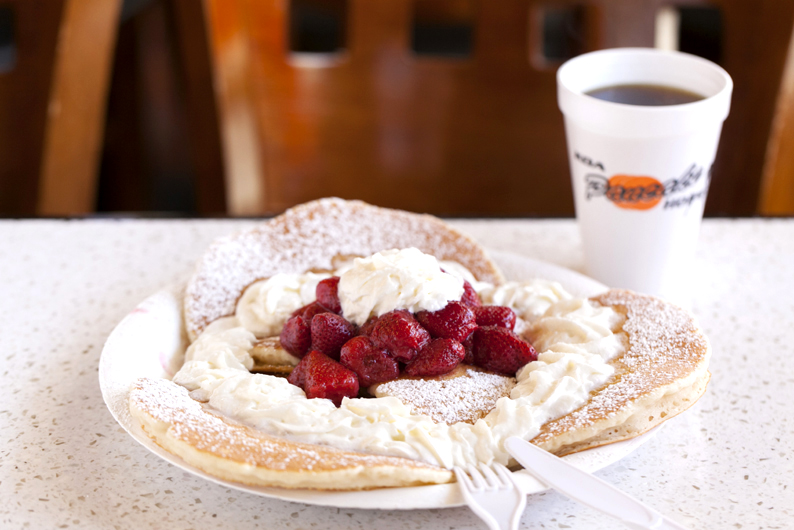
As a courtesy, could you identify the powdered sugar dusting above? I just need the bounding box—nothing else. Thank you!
[533,290,710,442]
[373,367,516,425]
[184,199,503,339]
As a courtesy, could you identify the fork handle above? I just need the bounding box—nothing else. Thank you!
[504,437,690,530]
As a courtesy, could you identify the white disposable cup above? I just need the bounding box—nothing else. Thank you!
[557,48,732,306]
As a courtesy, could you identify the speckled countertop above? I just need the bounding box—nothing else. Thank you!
[1,218,792,530]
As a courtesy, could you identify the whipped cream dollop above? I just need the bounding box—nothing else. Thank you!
[235,272,331,337]
[173,277,626,468]
[479,279,572,323]
[337,248,464,326]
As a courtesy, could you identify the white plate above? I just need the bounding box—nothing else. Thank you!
[99,250,658,510]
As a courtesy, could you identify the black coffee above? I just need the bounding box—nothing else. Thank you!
[585,84,705,106]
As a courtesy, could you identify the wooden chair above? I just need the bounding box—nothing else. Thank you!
[0,0,120,216]
[189,0,794,216]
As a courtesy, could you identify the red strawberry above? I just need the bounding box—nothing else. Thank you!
[474,305,517,330]
[340,336,400,387]
[416,301,477,342]
[316,276,342,314]
[357,316,378,337]
[404,338,465,377]
[287,356,307,387]
[370,310,431,363]
[460,280,482,307]
[280,315,312,358]
[291,301,329,320]
[281,302,331,358]
[472,326,536,375]
[288,350,359,407]
[310,312,356,360]
[462,332,475,365]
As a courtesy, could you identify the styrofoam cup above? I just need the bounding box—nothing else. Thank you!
[557,48,732,306]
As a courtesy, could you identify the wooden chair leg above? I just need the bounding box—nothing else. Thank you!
[37,0,122,216]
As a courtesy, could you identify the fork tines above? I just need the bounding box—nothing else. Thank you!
[458,463,513,490]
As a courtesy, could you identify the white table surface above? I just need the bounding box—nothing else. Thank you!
[1,217,792,529]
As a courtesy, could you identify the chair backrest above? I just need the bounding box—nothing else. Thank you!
[0,0,120,216]
[200,0,794,216]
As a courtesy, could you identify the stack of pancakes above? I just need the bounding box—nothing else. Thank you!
[129,198,710,490]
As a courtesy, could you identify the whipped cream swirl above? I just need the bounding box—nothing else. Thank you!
[338,248,464,326]
[235,272,331,338]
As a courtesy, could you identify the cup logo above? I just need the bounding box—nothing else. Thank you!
[577,153,710,211]
[604,175,663,210]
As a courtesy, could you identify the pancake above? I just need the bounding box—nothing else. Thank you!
[249,337,298,373]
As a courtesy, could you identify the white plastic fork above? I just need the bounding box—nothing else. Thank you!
[454,463,527,530]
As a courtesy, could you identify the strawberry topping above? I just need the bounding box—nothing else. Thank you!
[370,309,431,363]
[280,315,312,358]
[286,354,308,387]
[291,300,329,320]
[460,280,482,307]
[471,326,537,375]
[357,316,378,337]
[462,332,475,365]
[404,338,465,377]
[315,276,342,314]
[416,301,477,342]
[280,302,331,358]
[282,263,538,401]
[474,305,517,330]
[310,312,356,360]
[340,336,400,387]
[288,350,359,406]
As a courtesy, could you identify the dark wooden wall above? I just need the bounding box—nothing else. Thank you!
[0,2,64,215]
[1,0,793,216]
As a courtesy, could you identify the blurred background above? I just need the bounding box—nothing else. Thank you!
[1,0,793,217]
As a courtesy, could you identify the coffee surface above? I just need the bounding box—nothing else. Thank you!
[586,84,705,106]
